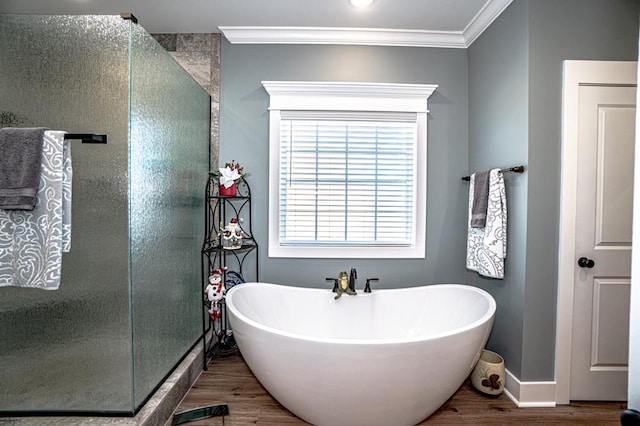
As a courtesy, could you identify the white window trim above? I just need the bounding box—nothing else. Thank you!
[263,81,437,259]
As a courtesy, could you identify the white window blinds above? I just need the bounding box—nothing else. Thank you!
[263,81,436,258]
[279,112,418,246]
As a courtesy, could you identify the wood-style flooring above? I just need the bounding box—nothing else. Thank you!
[173,352,626,425]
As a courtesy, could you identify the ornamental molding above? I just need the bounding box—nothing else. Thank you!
[262,81,437,98]
[262,81,437,112]
[220,0,513,48]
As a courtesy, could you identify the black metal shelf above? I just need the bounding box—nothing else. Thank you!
[202,241,258,254]
[200,176,258,365]
[207,194,251,200]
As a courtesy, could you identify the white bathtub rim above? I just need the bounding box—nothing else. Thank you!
[225,282,496,346]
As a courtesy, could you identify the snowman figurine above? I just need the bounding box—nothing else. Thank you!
[205,267,226,321]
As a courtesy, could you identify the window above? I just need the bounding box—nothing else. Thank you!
[263,81,437,258]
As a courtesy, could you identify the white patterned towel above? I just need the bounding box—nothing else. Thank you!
[466,168,507,279]
[0,131,72,290]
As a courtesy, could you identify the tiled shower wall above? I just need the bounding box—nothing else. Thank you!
[152,33,220,169]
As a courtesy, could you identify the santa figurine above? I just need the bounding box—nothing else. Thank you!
[205,267,226,321]
[221,218,243,249]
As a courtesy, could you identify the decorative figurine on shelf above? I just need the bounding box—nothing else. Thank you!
[334,271,357,300]
[205,267,226,321]
[220,218,244,249]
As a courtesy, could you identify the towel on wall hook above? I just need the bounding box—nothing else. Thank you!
[466,169,507,279]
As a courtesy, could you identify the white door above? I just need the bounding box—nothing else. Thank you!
[569,81,636,400]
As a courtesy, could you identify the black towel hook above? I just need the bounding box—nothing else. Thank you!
[462,165,524,181]
[63,134,107,144]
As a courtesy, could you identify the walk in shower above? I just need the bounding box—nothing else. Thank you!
[0,14,210,414]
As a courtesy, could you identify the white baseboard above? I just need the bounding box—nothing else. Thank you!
[504,368,557,407]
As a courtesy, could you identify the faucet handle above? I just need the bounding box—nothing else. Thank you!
[325,277,339,293]
[364,278,379,293]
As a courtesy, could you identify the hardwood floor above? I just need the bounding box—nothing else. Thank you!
[173,352,626,425]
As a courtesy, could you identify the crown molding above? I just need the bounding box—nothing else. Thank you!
[219,26,467,48]
[219,0,513,48]
[463,0,514,46]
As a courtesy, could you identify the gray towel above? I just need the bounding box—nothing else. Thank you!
[470,170,490,228]
[0,127,47,210]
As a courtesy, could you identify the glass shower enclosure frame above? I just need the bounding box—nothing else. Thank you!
[0,14,210,415]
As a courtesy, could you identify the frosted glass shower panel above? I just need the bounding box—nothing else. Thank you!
[0,14,210,415]
[129,24,210,408]
[0,15,132,412]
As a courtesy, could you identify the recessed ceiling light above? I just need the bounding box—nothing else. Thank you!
[350,0,374,8]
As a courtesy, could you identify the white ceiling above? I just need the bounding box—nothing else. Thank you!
[0,0,512,47]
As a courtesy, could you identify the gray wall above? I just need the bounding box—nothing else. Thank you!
[469,0,639,381]
[219,43,470,288]
[524,0,639,381]
[219,0,639,383]
[468,0,530,379]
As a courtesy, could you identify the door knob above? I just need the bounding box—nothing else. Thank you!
[577,257,595,268]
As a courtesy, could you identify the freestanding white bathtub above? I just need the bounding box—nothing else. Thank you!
[226,282,496,426]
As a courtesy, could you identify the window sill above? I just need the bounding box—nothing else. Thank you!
[268,244,425,259]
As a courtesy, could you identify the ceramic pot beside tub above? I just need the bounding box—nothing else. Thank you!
[471,349,505,396]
